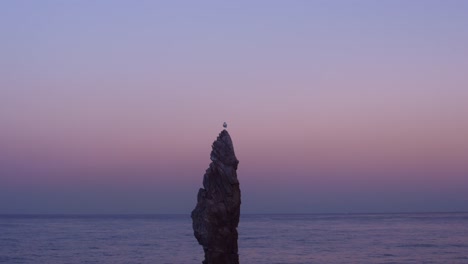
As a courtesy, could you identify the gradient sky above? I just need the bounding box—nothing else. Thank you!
[1,1,467,214]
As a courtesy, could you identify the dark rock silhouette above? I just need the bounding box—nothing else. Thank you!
[191,129,241,264]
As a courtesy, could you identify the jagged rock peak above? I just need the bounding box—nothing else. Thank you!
[210,129,238,168]
[192,129,241,264]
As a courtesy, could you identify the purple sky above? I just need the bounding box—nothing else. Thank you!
[1,1,467,214]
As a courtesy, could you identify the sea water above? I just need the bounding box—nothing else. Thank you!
[1,213,468,263]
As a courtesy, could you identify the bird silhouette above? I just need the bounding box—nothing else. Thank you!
[223,122,227,128]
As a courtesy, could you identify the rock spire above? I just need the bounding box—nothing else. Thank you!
[191,129,241,264]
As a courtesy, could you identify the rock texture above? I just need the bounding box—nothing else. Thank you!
[191,129,241,264]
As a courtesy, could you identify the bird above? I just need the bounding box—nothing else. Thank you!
[223,122,227,128]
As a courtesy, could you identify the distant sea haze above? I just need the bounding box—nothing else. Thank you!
[1,213,468,263]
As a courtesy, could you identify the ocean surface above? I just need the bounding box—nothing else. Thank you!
[1,213,468,264]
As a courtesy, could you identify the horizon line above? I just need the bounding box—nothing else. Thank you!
[1,211,467,216]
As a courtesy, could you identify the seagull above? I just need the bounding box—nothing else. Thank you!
[223,122,227,128]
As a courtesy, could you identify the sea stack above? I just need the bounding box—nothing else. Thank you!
[191,129,241,264]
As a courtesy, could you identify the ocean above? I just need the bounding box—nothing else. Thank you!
[1,213,468,263]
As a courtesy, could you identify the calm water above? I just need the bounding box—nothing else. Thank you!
[1,213,468,263]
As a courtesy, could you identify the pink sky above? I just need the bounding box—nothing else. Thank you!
[1,1,467,213]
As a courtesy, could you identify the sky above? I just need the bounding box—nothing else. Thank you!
[1,0,467,214]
